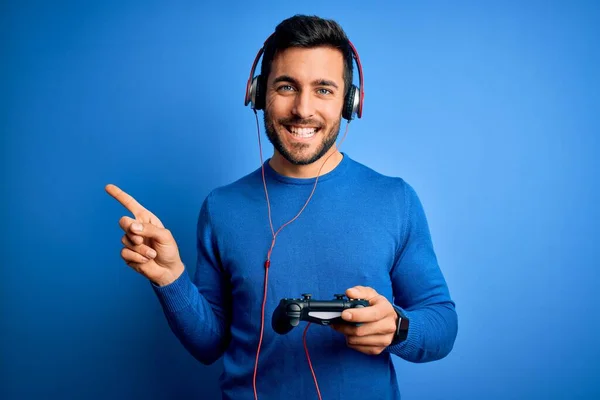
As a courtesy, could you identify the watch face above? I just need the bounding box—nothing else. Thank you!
[391,309,409,345]
[399,316,410,332]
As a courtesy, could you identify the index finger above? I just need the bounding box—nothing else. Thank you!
[105,184,147,217]
[342,297,386,323]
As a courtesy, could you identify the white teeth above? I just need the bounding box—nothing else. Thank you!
[289,126,317,138]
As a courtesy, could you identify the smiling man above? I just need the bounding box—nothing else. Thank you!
[107,14,458,400]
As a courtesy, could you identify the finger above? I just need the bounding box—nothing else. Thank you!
[330,323,347,334]
[347,345,385,356]
[121,234,136,247]
[333,319,396,337]
[106,184,148,218]
[128,221,173,245]
[346,333,393,347]
[331,324,358,336]
[118,219,144,244]
[128,233,144,245]
[118,217,151,243]
[342,295,388,323]
[346,286,379,301]
[332,318,396,337]
[119,216,138,234]
[121,247,151,264]
[119,217,169,247]
[121,235,157,259]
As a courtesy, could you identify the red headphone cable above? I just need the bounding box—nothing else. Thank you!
[251,109,350,400]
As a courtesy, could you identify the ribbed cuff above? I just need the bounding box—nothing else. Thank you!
[386,307,423,357]
[150,268,196,313]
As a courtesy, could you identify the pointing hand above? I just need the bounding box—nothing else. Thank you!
[105,184,185,286]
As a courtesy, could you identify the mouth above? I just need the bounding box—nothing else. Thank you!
[283,125,321,139]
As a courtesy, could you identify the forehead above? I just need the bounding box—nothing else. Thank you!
[268,46,345,83]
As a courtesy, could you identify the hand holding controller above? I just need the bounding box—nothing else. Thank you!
[272,293,370,334]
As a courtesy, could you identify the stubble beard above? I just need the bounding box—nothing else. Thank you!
[263,110,341,166]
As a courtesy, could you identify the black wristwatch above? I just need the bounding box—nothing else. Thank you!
[390,307,410,345]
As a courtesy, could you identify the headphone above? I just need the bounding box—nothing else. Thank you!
[244,34,365,121]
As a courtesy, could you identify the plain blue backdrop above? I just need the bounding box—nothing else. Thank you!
[2,1,599,399]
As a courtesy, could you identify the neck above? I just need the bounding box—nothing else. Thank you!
[269,148,343,178]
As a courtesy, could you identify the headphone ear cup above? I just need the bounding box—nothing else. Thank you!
[248,75,265,110]
[254,75,266,110]
[343,85,359,121]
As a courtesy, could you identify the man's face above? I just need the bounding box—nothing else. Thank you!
[263,46,345,166]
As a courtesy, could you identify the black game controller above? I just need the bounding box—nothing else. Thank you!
[272,293,370,334]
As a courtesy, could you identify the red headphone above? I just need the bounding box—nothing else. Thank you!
[244,34,365,121]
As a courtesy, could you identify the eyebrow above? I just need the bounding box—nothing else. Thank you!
[272,75,339,89]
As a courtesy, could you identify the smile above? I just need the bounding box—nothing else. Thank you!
[284,125,320,138]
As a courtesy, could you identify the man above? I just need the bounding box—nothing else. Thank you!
[106,15,457,400]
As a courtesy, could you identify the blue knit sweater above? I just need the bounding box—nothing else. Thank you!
[152,154,458,400]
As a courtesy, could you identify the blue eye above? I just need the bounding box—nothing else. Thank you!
[317,88,332,95]
[278,85,295,92]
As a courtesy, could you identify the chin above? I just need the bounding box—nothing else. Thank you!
[281,143,336,166]
[284,153,320,166]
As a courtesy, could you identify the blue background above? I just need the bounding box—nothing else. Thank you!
[2,1,599,399]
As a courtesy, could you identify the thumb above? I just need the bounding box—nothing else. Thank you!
[130,221,173,245]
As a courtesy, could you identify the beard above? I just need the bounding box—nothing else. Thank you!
[263,110,341,166]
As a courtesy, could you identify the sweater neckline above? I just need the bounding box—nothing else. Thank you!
[263,153,351,185]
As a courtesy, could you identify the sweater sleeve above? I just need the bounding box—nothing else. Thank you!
[151,193,232,365]
[385,182,458,362]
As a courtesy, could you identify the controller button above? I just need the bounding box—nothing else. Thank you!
[302,293,312,299]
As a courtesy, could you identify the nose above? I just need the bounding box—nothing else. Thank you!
[291,90,315,119]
